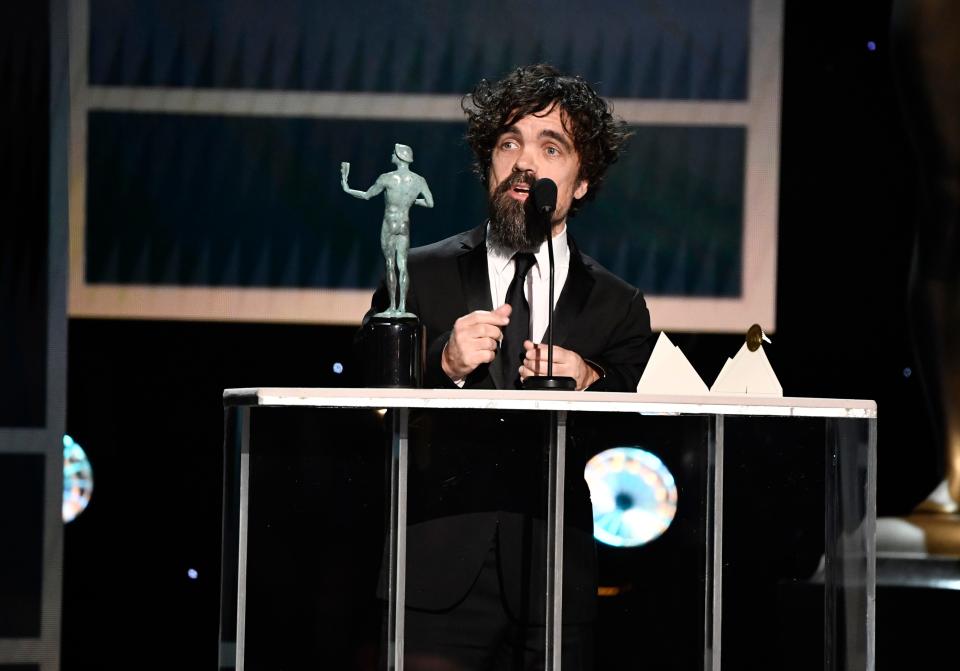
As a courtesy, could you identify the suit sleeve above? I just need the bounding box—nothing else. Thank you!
[423,330,459,388]
[584,288,653,393]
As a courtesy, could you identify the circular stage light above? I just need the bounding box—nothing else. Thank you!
[584,447,678,548]
[63,434,94,523]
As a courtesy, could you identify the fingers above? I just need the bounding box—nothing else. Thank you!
[454,309,509,343]
[517,343,594,390]
[520,344,580,379]
[460,322,504,341]
[445,309,513,379]
[522,343,548,377]
[444,332,497,379]
[460,307,510,329]
[450,328,499,353]
[523,343,567,365]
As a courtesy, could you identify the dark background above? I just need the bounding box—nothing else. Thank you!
[1,0,948,668]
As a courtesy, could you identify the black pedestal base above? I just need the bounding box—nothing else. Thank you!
[522,375,576,391]
[360,316,424,388]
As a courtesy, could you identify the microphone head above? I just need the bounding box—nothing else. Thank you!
[532,178,558,214]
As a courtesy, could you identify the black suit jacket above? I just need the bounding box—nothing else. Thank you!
[365,224,652,622]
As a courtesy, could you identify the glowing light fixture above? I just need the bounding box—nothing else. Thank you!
[63,434,94,523]
[585,447,678,547]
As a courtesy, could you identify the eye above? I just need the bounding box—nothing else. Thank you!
[499,139,519,151]
[545,145,561,157]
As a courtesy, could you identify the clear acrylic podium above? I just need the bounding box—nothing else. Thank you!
[219,388,876,671]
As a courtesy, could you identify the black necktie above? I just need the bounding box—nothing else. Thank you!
[497,252,536,388]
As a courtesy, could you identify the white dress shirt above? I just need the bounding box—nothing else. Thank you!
[486,222,570,343]
[447,224,572,387]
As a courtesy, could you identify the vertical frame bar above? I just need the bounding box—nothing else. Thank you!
[704,415,724,671]
[544,410,568,671]
[0,0,68,667]
[43,1,69,668]
[824,419,838,671]
[218,406,243,669]
[824,418,876,671]
[235,408,251,671]
[865,418,877,671]
[386,408,410,671]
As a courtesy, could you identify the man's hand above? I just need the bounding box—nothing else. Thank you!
[519,340,600,391]
[441,304,512,381]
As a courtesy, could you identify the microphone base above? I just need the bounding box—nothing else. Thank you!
[522,375,576,391]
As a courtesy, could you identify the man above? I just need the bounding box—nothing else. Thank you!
[364,64,653,670]
[343,143,434,316]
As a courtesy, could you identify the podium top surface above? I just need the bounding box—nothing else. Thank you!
[223,387,876,419]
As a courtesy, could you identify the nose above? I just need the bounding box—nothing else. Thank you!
[513,143,538,176]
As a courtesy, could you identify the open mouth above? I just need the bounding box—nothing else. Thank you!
[510,180,533,199]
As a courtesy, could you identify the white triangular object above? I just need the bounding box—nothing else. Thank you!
[711,356,735,390]
[709,342,783,396]
[636,332,710,395]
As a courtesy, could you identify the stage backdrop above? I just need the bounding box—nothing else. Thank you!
[68,0,782,332]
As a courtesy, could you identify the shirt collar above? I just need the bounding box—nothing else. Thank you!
[533,225,568,278]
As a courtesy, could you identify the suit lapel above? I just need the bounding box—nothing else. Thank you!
[456,224,502,388]
[456,224,492,313]
[551,236,594,348]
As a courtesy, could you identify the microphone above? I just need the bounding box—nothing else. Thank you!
[523,178,575,391]
[532,177,557,215]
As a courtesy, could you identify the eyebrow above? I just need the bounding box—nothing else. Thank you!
[500,125,575,152]
[539,128,573,152]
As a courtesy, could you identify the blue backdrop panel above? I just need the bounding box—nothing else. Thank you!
[85,112,482,290]
[86,112,743,296]
[89,0,749,100]
[584,124,745,297]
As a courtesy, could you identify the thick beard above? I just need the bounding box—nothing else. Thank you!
[487,172,542,252]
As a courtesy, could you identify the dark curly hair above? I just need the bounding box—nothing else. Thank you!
[462,63,630,214]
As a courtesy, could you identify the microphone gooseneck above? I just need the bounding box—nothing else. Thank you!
[533,179,559,378]
[521,178,574,390]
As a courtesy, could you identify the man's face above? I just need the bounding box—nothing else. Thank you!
[486,104,588,250]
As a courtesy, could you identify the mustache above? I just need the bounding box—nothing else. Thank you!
[495,171,536,194]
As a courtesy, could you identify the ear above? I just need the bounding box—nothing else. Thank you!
[573,179,589,201]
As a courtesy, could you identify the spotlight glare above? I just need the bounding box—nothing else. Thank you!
[187,568,199,580]
[63,434,94,523]
[867,40,877,51]
[585,447,678,548]
[333,362,344,374]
